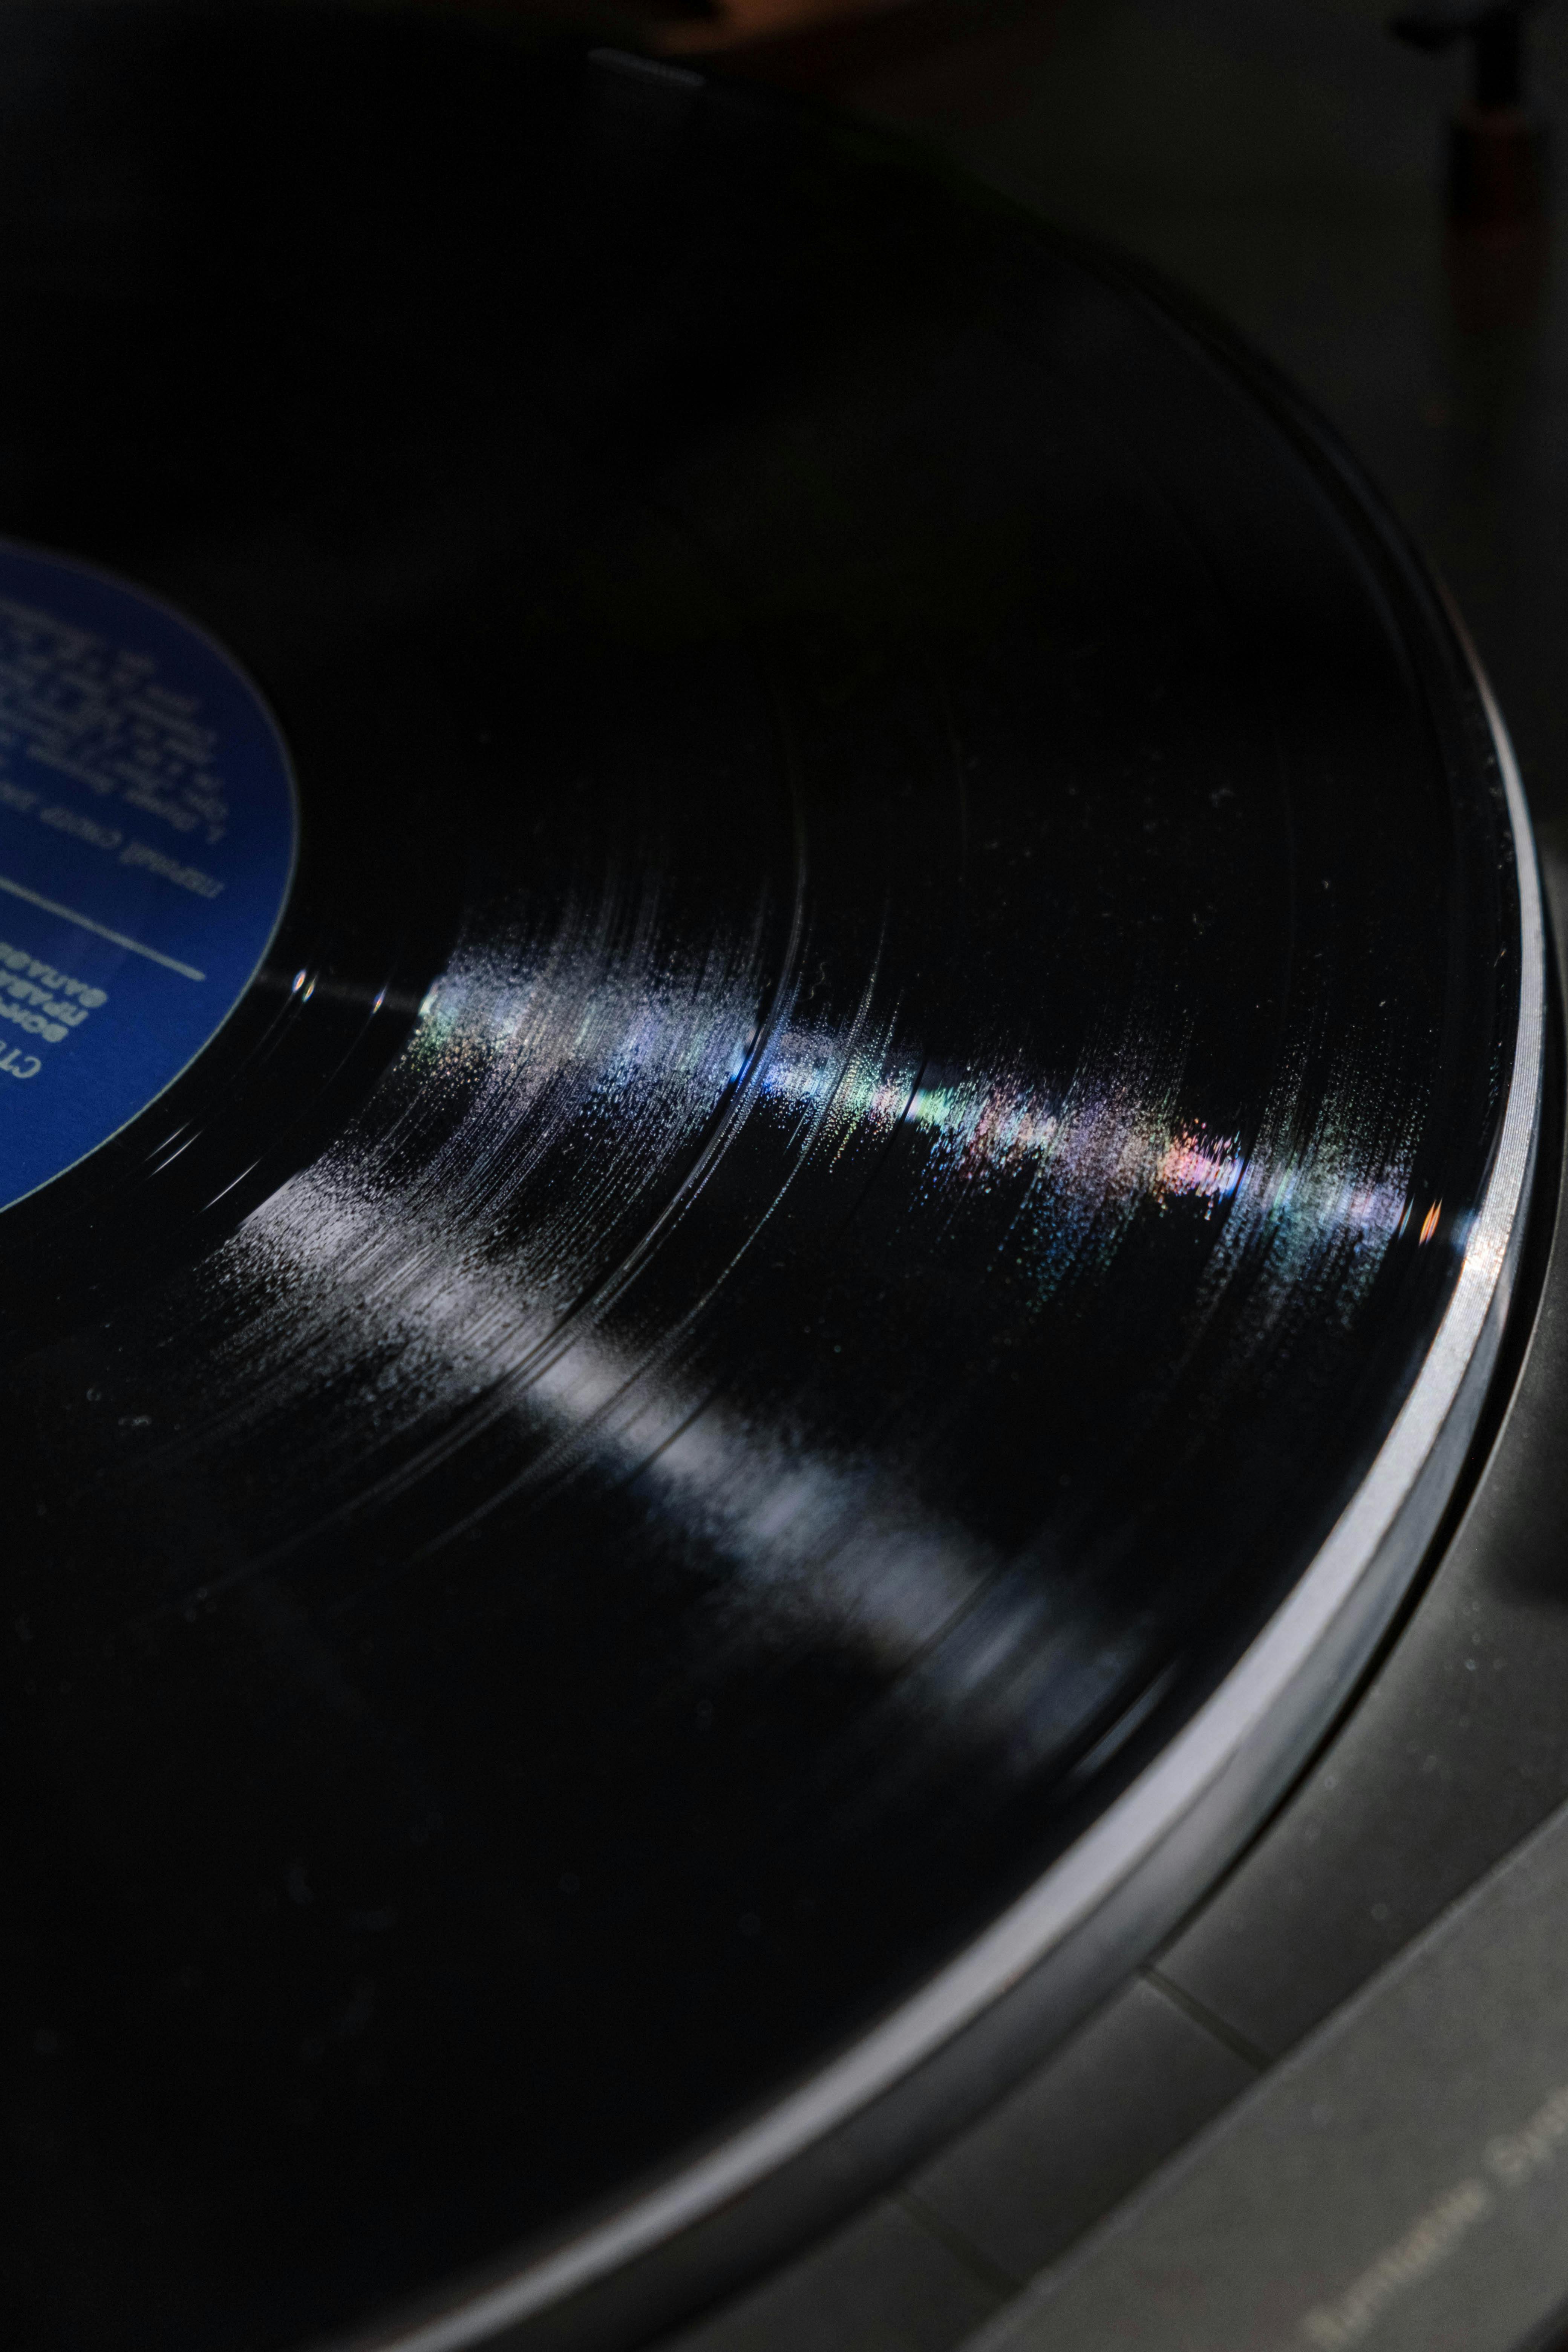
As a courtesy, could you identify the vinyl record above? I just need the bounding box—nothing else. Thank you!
[0,8,1541,2350]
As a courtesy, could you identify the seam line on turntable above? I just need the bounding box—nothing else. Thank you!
[1140,1967,1272,2076]
[0,871,205,980]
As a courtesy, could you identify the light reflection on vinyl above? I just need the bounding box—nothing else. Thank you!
[0,8,1535,2352]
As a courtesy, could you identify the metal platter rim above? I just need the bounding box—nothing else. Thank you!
[346,681,1546,2352]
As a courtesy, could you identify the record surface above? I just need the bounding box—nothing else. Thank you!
[0,8,1540,2349]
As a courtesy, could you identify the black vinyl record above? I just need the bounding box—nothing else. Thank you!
[0,8,1540,2350]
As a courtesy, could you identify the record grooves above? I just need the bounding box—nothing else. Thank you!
[0,9,1542,2351]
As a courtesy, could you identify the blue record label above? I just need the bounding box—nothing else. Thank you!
[0,543,296,1214]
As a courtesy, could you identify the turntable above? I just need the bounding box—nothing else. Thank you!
[0,8,1562,2352]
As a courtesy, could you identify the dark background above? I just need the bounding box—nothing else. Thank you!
[704,0,1568,866]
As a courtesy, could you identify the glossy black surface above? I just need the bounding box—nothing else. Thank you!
[0,8,1525,2347]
